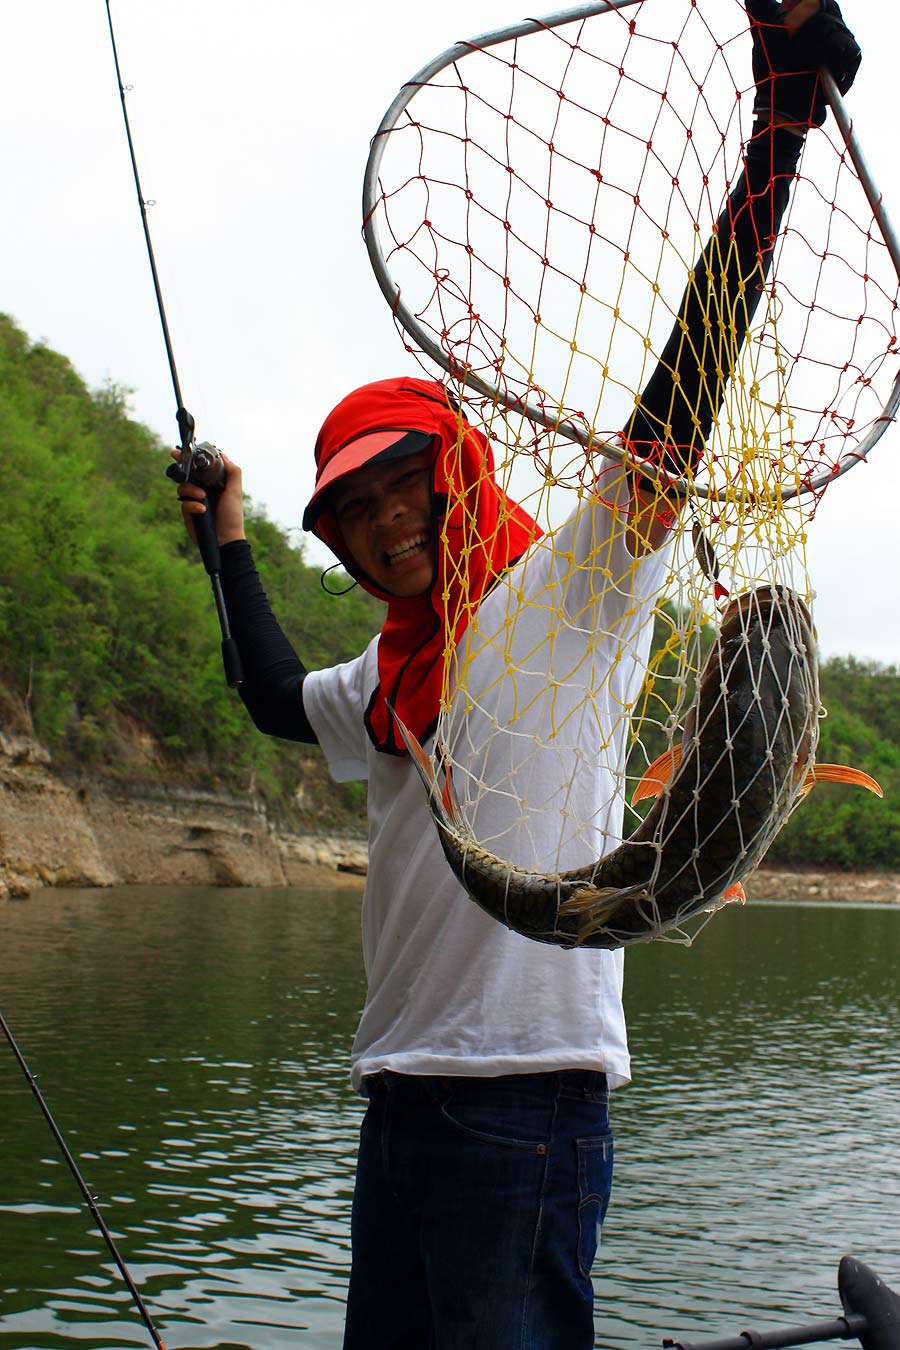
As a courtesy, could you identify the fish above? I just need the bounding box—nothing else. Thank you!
[393,585,882,949]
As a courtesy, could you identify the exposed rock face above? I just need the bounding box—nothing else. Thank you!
[0,731,116,897]
[745,866,900,906]
[2,731,897,905]
[0,732,366,900]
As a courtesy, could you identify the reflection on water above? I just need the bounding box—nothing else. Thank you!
[0,888,898,1349]
[603,902,900,1348]
[0,887,365,1349]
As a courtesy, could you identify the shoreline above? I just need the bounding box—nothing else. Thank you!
[275,861,900,906]
[278,860,900,903]
[1,732,897,904]
[736,865,899,906]
[8,863,900,906]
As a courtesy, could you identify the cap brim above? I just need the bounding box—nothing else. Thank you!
[303,429,435,530]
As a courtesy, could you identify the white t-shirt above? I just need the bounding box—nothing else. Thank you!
[303,480,670,1092]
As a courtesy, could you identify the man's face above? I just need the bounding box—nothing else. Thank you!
[330,449,436,597]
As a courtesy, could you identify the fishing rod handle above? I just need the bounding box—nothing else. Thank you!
[166,461,244,687]
[164,456,224,574]
[201,529,244,687]
[192,495,222,577]
[663,1313,868,1350]
[210,572,244,688]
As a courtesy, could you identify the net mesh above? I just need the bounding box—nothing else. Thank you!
[366,0,897,945]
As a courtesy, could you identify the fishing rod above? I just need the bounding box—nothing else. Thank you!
[0,1007,167,1349]
[666,1312,867,1350]
[664,1256,900,1350]
[104,0,242,688]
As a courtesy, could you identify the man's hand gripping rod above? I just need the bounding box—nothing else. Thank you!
[165,430,243,688]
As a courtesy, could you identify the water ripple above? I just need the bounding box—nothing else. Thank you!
[1,888,897,1348]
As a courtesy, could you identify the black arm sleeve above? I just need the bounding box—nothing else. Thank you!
[220,540,318,743]
[626,124,804,472]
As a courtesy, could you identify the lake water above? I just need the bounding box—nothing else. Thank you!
[0,887,898,1350]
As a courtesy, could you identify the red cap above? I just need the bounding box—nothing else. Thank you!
[303,427,435,530]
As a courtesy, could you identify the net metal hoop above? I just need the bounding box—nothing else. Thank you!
[362,0,900,504]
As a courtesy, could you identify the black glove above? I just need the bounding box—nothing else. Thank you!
[747,0,862,130]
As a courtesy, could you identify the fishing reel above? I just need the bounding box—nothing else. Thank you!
[165,440,226,490]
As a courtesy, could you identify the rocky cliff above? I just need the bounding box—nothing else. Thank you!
[0,730,366,900]
[2,730,897,905]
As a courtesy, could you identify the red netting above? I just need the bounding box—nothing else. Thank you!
[365,0,899,513]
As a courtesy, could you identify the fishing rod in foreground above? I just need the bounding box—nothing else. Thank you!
[104,0,242,689]
[664,1257,900,1350]
[0,1008,168,1349]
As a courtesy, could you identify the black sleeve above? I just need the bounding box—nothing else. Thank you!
[220,540,318,743]
[625,124,805,473]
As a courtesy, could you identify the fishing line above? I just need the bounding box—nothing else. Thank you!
[104,0,242,687]
[0,1007,167,1349]
[104,0,188,450]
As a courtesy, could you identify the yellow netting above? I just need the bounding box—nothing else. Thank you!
[367,0,897,945]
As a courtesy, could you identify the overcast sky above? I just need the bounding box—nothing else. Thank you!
[3,0,898,664]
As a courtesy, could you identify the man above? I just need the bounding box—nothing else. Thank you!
[176,4,860,1345]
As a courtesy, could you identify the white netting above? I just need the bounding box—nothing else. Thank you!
[366,0,895,945]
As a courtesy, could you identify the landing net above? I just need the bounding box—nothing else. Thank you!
[363,0,898,944]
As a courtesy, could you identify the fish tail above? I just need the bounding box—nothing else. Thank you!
[435,741,464,821]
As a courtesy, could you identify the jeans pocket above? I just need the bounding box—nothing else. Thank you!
[437,1079,552,1153]
[576,1130,614,1279]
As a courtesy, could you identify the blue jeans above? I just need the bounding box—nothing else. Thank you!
[343,1069,613,1349]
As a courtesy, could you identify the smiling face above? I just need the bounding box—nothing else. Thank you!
[329,449,437,597]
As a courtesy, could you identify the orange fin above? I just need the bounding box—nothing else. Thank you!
[800,763,884,799]
[703,880,747,916]
[389,706,462,830]
[559,882,652,942]
[436,742,462,820]
[632,745,682,804]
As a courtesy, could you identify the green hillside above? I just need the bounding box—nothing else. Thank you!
[0,313,383,828]
[769,657,899,869]
[0,314,896,866]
